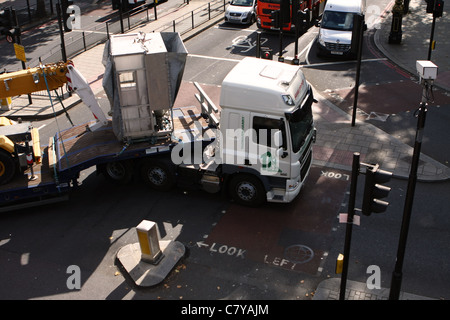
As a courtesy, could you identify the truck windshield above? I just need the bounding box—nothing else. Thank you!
[321,11,355,31]
[287,88,314,153]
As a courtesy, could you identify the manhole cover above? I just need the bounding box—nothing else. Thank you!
[284,244,314,264]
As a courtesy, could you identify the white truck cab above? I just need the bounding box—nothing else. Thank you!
[201,57,316,205]
[316,0,366,57]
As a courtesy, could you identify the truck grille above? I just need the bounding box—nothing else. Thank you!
[325,42,351,52]
[230,12,242,17]
[300,151,312,182]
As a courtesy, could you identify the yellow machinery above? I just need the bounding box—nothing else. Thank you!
[0,62,70,185]
[0,60,109,185]
[0,61,69,99]
[0,116,41,185]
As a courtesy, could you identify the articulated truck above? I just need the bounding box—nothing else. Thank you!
[0,32,315,211]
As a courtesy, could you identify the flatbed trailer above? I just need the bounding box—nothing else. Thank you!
[0,105,208,212]
[1,56,317,209]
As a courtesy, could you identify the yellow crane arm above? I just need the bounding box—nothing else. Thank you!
[0,61,70,99]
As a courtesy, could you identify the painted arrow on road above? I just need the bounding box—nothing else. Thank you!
[196,241,246,259]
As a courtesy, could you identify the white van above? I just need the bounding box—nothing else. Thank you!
[316,0,366,57]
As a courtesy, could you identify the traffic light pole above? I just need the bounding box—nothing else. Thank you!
[278,28,283,62]
[56,2,67,62]
[256,31,261,58]
[427,15,437,60]
[10,8,32,105]
[351,15,364,127]
[339,152,360,300]
[389,99,428,300]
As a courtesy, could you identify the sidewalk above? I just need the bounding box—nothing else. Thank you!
[313,278,436,300]
[1,0,449,185]
[314,0,449,300]
[375,0,450,93]
[1,0,223,120]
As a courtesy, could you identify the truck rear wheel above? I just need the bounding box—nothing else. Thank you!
[0,149,16,185]
[229,174,265,207]
[141,159,175,191]
[103,160,133,184]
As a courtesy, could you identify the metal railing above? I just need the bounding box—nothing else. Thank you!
[16,0,225,103]
[31,0,226,67]
[153,0,226,34]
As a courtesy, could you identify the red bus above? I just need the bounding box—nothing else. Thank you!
[256,0,327,31]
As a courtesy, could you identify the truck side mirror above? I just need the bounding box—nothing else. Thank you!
[314,19,320,27]
[274,130,283,148]
[274,130,288,158]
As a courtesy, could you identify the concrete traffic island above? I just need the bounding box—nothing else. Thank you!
[117,220,185,287]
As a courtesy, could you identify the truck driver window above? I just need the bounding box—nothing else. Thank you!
[252,116,285,148]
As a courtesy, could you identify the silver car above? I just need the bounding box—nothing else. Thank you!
[224,0,257,25]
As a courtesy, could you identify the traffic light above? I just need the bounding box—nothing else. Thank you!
[298,9,309,26]
[61,0,74,31]
[261,47,273,60]
[434,0,444,18]
[426,0,445,17]
[426,0,435,13]
[361,164,392,216]
[0,7,13,36]
[292,0,299,27]
[270,9,281,29]
[0,7,19,42]
[280,0,290,24]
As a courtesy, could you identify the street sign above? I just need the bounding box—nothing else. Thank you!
[14,43,26,62]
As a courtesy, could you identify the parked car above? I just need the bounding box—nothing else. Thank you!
[224,0,257,25]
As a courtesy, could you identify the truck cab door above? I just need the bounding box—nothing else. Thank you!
[250,113,290,178]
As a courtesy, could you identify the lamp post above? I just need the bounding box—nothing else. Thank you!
[389,0,404,44]
[389,61,437,300]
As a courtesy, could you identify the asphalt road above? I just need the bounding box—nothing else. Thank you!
[0,0,449,302]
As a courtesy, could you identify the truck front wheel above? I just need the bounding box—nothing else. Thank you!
[229,174,265,207]
[141,159,175,191]
[0,149,16,185]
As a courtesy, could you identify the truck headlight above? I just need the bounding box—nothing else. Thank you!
[288,181,299,190]
[282,95,295,106]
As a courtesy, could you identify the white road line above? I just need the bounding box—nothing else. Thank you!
[303,37,316,65]
[70,29,109,35]
[188,53,241,63]
[214,26,256,32]
[301,58,388,68]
